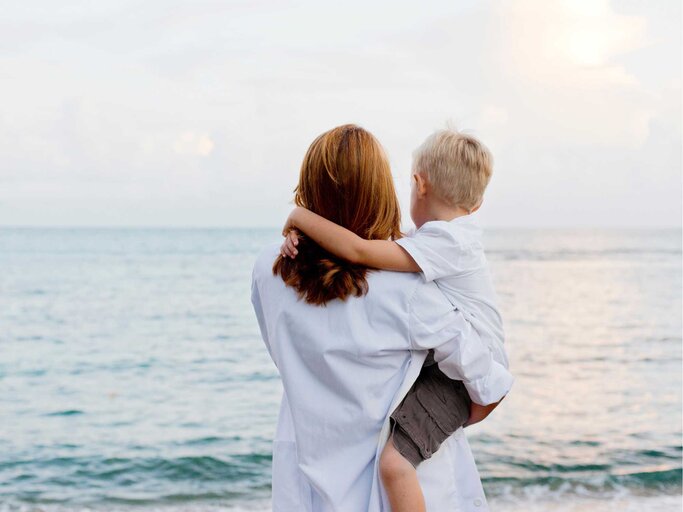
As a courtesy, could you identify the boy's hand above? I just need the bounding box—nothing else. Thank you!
[464,395,505,427]
[280,229,300,259]
[282,207,304,237]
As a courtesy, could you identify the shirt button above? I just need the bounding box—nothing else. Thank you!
[474,498,482,507]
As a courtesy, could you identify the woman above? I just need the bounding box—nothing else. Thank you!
[251,124,512,511]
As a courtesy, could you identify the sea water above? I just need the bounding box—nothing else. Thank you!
[1,228,681,511]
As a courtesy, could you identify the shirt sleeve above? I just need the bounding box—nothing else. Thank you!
[395,222,475,282]
[408,281,513,405]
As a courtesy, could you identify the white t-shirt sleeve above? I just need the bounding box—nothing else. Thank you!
[396,222,473,282]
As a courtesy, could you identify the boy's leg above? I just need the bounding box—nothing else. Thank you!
[382,355,471,511]
[382,362,471,510]
[380,431,426,512]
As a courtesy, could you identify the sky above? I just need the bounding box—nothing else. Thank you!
[1,0,681,228]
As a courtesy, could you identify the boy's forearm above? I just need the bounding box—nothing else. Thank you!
[289,207,420,272]
[289,207,366,263]
[464,397,504,427]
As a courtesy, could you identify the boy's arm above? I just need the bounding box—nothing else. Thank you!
[284,207,420,272]
[464,397,504,427]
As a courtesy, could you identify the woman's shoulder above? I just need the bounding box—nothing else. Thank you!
[252,243,281,282]
[253,245,446,311]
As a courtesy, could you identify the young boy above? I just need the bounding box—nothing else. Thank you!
[280,129,511,512]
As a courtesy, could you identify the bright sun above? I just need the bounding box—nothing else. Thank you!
[565,28,612,66]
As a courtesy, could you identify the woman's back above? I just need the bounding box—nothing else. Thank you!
[253,244,446,511]
[252,242,513,511]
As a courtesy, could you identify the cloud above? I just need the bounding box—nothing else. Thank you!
[490,0,653,147]
[173,132,214,157]
[0,0,679,227]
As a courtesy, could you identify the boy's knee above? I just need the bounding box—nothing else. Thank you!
[380,440,414,483]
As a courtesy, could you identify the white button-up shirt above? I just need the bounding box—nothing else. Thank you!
[251,245,513,512]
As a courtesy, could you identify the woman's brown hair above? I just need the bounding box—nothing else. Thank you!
[273,124,401,305]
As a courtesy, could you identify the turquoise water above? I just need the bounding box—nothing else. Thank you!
[1,228,681,511]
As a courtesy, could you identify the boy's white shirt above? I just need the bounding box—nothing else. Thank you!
[251,244,514,512]
[396,216,509,368]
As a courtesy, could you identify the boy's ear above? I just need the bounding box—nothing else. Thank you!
[414,173,428,197]
[470,201,482,214]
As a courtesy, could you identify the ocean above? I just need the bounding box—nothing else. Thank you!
[1,227,681,511]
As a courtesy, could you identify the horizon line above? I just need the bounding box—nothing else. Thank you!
[0,225,681,231]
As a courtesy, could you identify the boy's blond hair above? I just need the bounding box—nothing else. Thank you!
[412,129,493,211]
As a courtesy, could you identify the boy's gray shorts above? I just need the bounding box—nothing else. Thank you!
[389,352,472,468]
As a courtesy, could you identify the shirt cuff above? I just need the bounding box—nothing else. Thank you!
[395,237,435,282]
[463,360,514,406]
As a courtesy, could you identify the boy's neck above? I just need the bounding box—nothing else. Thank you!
[417,200,470,228]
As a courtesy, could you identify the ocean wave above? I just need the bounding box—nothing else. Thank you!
[2,454,272,483]
[484,466,682,496]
